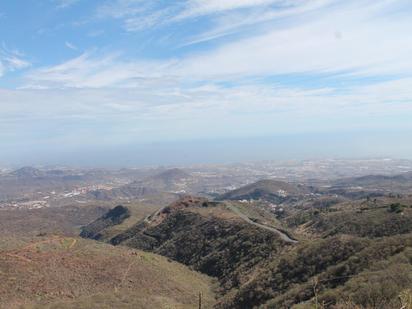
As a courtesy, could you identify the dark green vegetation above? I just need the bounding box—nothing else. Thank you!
[82,183,412,309]
[221,235,412,308]
[307,206,412,238]
[80,205,131,240]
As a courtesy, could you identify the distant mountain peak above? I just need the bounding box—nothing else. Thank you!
[151,168,191,181]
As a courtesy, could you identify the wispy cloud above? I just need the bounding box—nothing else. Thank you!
[178,0,281,18]
[182,0,336,45]
[123,8,175,32]
[53,0,80,9]
[65,41,78,50]
[176,0,412,78]
[0,45,30,77]
[25,0,412,88]
[24,52,177,89]
[96,0,181,32]
[95,0,315,33]
[96,0,148,19]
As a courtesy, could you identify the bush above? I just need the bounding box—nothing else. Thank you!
[389,203,403,213]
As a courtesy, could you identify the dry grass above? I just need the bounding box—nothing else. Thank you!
[188,205,241,221]
[0,236,216,309]
[0,205,109,237]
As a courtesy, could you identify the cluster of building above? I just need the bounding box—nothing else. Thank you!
[0,200,49,210]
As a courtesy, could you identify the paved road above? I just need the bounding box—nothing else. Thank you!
[226,204,298,244]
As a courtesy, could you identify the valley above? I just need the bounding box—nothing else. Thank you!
[1,159,412,308]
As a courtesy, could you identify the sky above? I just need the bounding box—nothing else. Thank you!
[1,0,412,167]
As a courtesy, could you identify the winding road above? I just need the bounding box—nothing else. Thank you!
[226,204,298,244]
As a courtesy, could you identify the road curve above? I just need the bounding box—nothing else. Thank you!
[226,204,298,244]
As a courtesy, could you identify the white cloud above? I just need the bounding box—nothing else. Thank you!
[176,0,412,78]
[4,77,412,146]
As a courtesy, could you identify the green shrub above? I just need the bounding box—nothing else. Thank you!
[389,203,404,213]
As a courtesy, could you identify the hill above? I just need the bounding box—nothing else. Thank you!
[149,168,191,183]
[0,236,216,309]
[82,197,291,299]
[86,182,169,201]
[81,195,412,309]
[218,179,312,203]
[330,172,412,194]
[9,166,45,178]
[135,168,193,192]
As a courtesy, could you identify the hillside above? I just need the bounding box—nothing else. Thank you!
[0,236,216,309]
[82,197,291,298]
[223,234,412,308]
[308,206,412,238]
[217,195,412,308]
[81,194,412,308]
[80,205,131,240]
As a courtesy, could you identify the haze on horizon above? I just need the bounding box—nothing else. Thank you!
[1,0,412,167]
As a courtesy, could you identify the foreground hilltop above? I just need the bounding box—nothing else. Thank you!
[82,196,291,305]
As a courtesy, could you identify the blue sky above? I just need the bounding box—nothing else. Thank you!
[1,0,412,166]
